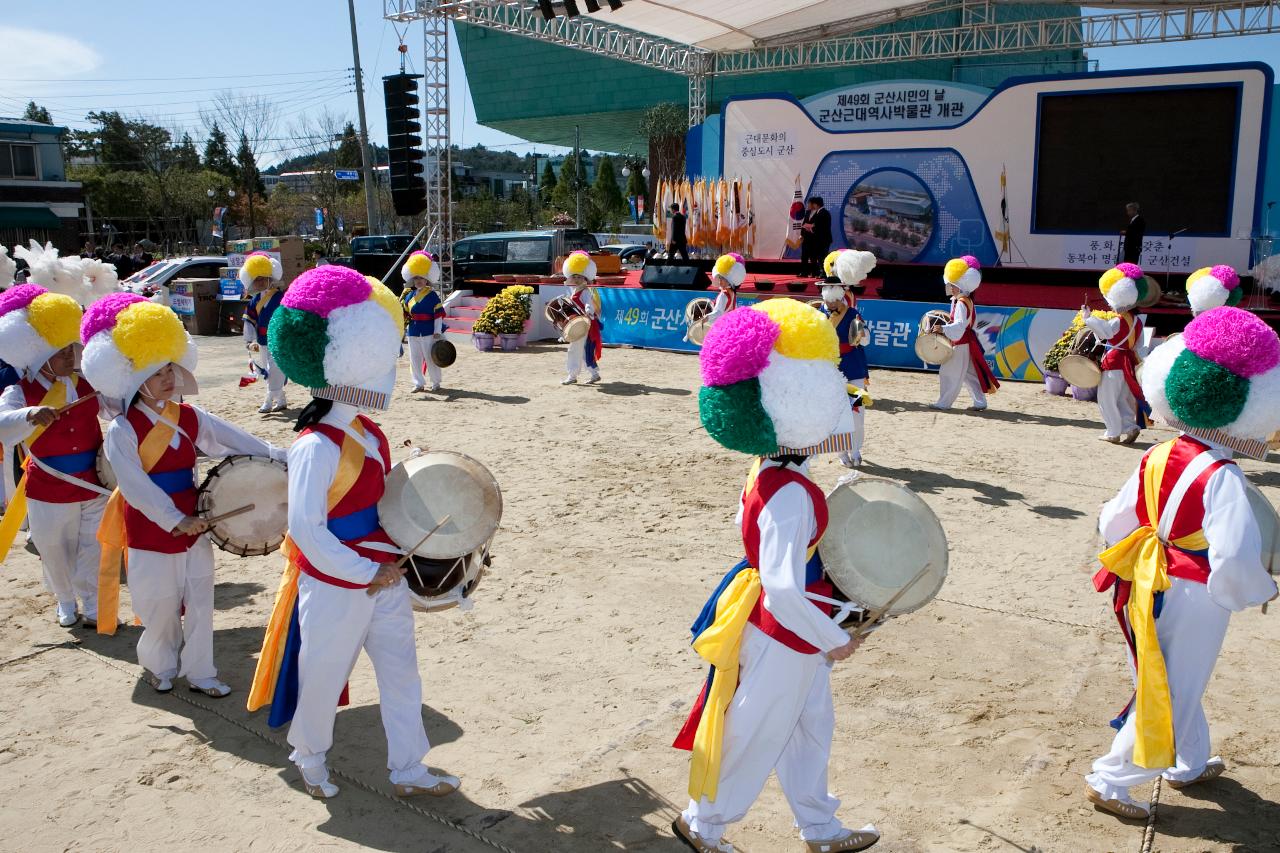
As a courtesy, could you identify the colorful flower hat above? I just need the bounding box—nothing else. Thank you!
[401,250,441,287]
[238,251,283,289]
[562,250,597,282]
[1098,263,1142,311]
[0,284,84,375]
[943,255,981,294]
[266,266,404,410]
[699,298,852,456]
[711,253,746,288]
[81,293,198,403]
[1186,265,1242,315]
[834,249,876,288]
[1140,306,1280,449]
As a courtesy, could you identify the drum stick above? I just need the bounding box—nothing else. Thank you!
[55,392,99,415]
[387,514,452,592]
[204,503,255,525]
[850,564,933,640]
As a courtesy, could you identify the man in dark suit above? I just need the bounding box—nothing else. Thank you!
[666,203,689,260]
[800,196,832,277]
[1121,202,1145,264]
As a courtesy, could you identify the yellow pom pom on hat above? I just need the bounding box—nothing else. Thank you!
[27,293,82,352]
[400,250,441,287]
[238,251,283,289]
[0,284,85,375]
[562,250,597,281]
[80,293,197,404]
[752,297,838,363]
[823,249,844,278]
[712,253,747,288]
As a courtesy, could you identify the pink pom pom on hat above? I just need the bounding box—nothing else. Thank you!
[281,265,372,318]
[1210,264,1240,290]
[959,255,980,271]
[81,292,147,342]
[1182,306,1280,378]
[0,283,46,316]
[1115,262,1143,280]
[700,305,779,387]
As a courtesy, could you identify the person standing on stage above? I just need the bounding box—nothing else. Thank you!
[931,255,999,412]
[800,197,832,279]
[667,203,690,260]
[84,294,285,696]
[1085,306,1280,821]
[0,285,110,628]
[248,266,459,802]
[1083,263,1152,444]
[561,251,603,386]
[1121,202,1146,265]
[240,251,288,413]
[399,250,446,394]
[673,298,878,853]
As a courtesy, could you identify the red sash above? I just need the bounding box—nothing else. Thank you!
[571,290,603,360]
[952,297,999,394]
[1100,313,1150,423]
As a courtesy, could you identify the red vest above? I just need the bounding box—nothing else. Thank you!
[122,404,200,554]
[293,416,399,589]
[20,375,104,503]
[1101,312,1141,371]
[1134,436,1226,583]
[741,465,834,655]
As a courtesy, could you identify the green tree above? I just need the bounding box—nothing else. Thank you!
[591,156,627,229]
[23,101,52,124]
[236,130,263,235]
[173,133,201,171]
[539,159,557,202]
[639,102,686,194]
[203,123,237,177]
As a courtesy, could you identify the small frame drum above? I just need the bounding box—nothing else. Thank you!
[430,339,457,368]
[914,310,954,365]
[1059,328,1105,389]
[1137,275,1163,309]
[848,314,870,348]
[196,456,289,557]
[684,297,715,345]
[545,295,591,342]
[96,447,116,492]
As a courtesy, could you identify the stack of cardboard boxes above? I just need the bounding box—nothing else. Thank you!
[215,236,308,336]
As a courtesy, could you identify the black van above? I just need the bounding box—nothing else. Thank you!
[452,229,599,284]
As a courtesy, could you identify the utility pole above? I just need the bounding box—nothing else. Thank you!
[575,124,582,228]
[347,0,379,236]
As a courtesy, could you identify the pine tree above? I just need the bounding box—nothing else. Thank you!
[23,101,52,124]
[173,133,201,171]
[236,131,263,235]
[203,123,237,177]
[539,160,557,198]
[592,156,626,222]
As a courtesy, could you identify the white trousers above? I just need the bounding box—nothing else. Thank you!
[261,350,287,408]
[407,335,442,389]
[287,575,432,783]
[1097,370,1138,437]
[849,377,867,460]
[27,496,106,615]
[127,539,217,681]
[565,337,599,380]
[935,351,986,409]
[683,625,846,844]
[1086,578,1229,802]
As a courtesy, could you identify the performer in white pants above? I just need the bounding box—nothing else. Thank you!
[1084,306,1280,821]
[399,251,445,393]
[932,256,999,411]
[684,253,744,344]
[0,284,112,627]
[561,251,603,385]
[240,252,288,413]
[673,298,878,853]
[1082,264,1151,444]
[247,265,458,801]
[821,249,876,468]
[82,293,285,696]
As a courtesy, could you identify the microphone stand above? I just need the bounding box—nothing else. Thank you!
[1167,227,1188,295]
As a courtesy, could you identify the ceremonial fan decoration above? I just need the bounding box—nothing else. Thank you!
[266,266,404,410]
[0,245,16,289]
[698,298,851,457]
[80,292,197,404]
[11,239,119,306]
[0,284,85,374]
[651,176,755,256]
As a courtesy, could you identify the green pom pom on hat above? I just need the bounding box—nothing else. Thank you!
[1166,348,1250,429]
[268,305,329,388]
[699,380,777,456]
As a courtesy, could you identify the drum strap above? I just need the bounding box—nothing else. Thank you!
[95,402,181,636]
[0,380,66,559]
[1094,439,1226,769]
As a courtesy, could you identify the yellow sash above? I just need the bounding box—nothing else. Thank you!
[246,420,366,713]
[687,458,821,802]
[1097,439,1210,768]
[0,380,67,560]
[96,402,182,635]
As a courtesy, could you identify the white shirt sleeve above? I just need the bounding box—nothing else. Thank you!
[242,311,256,345]
[104,416,186,532]
[580,293,597,318]
[1203,465,1278,611]
[192,407,287,463]
[0,383,36,446]
[755,481,851,653]
[940,301,968,342]
[286,433,380,585]
[1084,314,1121,341]
[1099,468,1141,546]
[709,291,729,322]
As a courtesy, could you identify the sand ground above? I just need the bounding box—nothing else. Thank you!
[0,336,1276,853]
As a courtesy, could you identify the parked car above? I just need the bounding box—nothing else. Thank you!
[452,229,599,284]
[599,243,649,269]
[122,256,227,302]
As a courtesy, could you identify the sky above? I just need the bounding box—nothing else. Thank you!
[1,1,1278,167]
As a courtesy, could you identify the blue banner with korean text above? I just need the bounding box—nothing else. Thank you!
[596,289,1076,382]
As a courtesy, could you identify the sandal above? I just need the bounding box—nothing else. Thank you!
[672,816,734,853]
[1085,784,1149,820]
[1167,758,1226,790]
[187,679,231,698]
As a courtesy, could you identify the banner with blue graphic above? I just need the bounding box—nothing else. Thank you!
[597,289,1076,381]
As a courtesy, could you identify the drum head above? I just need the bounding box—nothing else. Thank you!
[563,315,591,343]
[688,320,711,345]
[1059,354,1102,388]
[431,339,457,368]
[820,478,948,616]
[1138,275,1163,309]
[378,451,502,560]
[684,297,713,326]
[1246,483,1280,576]
[914,332,954,365]
[197,456,289,556]
[96,448,116,492]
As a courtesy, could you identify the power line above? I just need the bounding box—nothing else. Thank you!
[5,74,354,100]
[0,68,352,83]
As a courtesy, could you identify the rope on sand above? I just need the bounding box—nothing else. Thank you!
[1140,777,1162,853]
[70,643,522,853]
[0,640,77,669]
